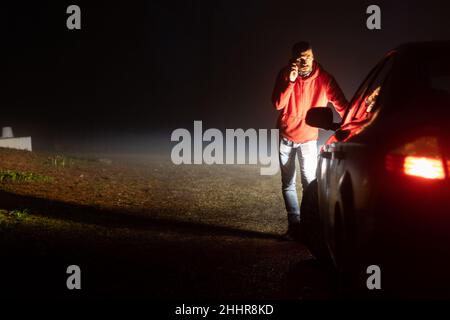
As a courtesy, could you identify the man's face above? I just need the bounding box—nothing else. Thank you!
[294,49,314,74]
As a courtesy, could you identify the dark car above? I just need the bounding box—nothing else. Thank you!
[301,41,450,297]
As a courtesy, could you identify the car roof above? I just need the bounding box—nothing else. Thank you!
[380,41,450,122]
[391,41,450,59]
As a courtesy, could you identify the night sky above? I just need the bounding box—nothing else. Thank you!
[2,0,450,151]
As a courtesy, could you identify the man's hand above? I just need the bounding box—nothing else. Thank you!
[289,61,298,82]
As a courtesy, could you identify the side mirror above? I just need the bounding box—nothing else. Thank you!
[305,107,340,131]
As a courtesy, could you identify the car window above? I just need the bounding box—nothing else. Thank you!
[352,57,394,121]
[342,55,394,125]
[431,76,450,93]
[420,54,450,99]
[341,61,383,125]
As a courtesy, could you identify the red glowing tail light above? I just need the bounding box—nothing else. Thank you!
[403,156,445,179]
[385,136,447,180]
[448,160,450,178]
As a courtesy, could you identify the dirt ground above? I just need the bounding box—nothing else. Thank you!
[0,147,335,300]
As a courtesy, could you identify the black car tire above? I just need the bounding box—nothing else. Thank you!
[300,179,332,264]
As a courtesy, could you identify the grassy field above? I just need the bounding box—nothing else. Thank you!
[0,148,289,232]
[0,148,331,299]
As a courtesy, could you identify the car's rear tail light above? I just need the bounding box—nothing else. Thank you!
[403,156,445,179]
[385,136,447,180]
[448,160,450,177]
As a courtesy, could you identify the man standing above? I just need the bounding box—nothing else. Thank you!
[272,41,348,240]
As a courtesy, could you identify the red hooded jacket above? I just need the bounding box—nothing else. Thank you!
[272,61,348,143]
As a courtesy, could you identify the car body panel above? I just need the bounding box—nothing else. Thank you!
[315,41,450,270]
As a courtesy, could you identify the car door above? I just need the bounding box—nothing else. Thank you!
[319,54,395,254]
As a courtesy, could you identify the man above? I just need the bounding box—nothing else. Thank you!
[272,41,348,240]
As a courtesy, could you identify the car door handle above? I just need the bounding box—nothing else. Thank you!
[321,151,332,159]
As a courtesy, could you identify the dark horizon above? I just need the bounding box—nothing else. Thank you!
[3,0,450,152]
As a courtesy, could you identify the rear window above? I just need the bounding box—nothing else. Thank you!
[431,76,450,93]
[420,54,450,94]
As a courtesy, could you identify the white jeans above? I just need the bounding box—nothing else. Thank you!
[279,138,318,225]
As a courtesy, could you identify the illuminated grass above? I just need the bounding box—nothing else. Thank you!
[0,209,30,229]
[47,155,75,168]
[0,170,53,183]
[8,209,29,220]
